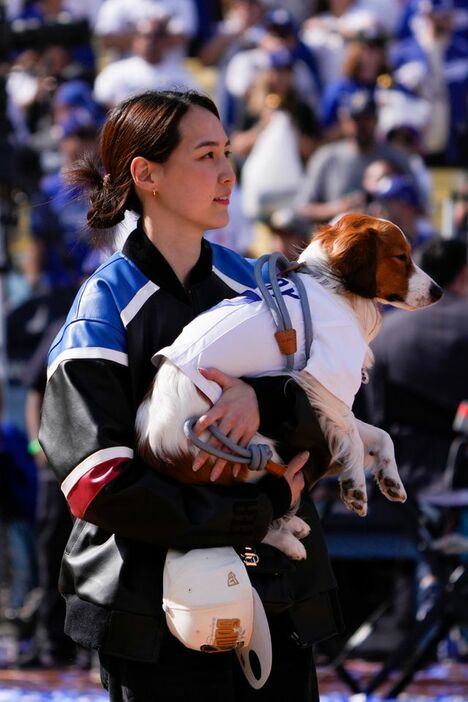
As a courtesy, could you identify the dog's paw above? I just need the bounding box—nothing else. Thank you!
[285,516,311,539]
[341,479,368,517]
[262,530,307,560]
[378,474,407,503]
[282,537,307,560]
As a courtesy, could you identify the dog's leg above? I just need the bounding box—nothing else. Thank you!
[336,419,368,516]
[356,419,407,503]
[295,372,368,516]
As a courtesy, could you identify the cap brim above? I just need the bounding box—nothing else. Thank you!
[235,588,272,689]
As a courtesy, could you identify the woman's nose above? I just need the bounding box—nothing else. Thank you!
[220,159,236,185]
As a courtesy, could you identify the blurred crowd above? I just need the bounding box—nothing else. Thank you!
[0,0,468,673]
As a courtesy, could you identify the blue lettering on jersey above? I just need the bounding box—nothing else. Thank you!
[265,277,300,300]
[202,288,262,314]
[198,278,299,317]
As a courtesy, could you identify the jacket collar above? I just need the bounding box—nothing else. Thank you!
[122,218,213,304]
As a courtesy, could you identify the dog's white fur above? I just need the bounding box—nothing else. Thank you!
[136,215,441,560]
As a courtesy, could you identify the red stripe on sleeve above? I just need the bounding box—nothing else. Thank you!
[67,457,129,518]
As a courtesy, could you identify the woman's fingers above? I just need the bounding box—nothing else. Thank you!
[198,367,236,389]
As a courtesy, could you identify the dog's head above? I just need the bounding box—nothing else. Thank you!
[298,213,442,309]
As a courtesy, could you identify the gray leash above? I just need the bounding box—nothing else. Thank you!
[184,253,313,474]
[184,417,275,472]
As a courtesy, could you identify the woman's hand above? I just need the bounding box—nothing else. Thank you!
[284,451,308,508]
[192,367,260,481]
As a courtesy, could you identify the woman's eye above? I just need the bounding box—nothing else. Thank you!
[395,254,407,262]
[201,152,214,159]
[225,150,232,159]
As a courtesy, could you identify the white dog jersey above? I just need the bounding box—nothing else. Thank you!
[154,274,369,409]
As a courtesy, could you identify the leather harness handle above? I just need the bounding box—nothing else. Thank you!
[265,460,287,477]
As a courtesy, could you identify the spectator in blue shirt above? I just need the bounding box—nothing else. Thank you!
[28,110,102,291]
[390,0,468,164]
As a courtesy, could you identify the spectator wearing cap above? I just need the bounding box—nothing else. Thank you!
[390,0,468,164]
[53,80,105,126]
[272,90,413,228]
[369,174,437,250]
[93,15,200,109]
[224,7,322,128]
[385,123,433,215]
[26,110,103,292]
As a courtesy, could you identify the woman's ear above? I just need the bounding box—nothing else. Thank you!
[130,157,162,195]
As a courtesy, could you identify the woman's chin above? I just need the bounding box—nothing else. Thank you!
[205,213,230,231]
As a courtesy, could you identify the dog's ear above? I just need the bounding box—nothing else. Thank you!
[326,224,378,298]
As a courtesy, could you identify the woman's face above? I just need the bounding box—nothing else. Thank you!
[358,43,385,82]
[155,106,236,234]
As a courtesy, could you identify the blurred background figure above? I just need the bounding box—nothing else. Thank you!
[0,386,38,665]
[319,23,395,138]
[384,123,433,215]
[441,170,468,240]
[369,174,438,251]
[199,0,269,128]
[364,237,468,499]
[231,51,321,223]
[271,90,412,230]
[396,0,468,41]
[94,0,198,63]
[26,110,100,293]
[301,0,388,90]
[93,13,200,109]
[390,0,468,165]
[19,318,76,668]
[225,7,322,131]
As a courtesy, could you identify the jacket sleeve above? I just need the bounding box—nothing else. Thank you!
[39,348,291,550]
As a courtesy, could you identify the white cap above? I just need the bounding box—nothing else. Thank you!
[163,547,272,689]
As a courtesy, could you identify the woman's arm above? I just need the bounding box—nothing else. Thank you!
[39,355,292,551]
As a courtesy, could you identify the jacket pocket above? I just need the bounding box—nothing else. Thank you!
[236,544,295,614]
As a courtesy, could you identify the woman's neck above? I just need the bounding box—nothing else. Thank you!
[142,214,203,288]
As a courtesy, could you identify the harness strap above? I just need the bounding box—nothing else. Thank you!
[253,252,313,371]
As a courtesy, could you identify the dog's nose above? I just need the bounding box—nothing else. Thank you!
[430,283,443,301]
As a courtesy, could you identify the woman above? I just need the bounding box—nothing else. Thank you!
[38,90,341,701]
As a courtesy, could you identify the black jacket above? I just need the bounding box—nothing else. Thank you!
[39,222,341,660]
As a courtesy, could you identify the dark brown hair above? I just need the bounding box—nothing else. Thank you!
[342,41,389,80]
[68,90,220,234]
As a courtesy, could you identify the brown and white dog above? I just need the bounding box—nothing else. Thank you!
[136,214,442,559]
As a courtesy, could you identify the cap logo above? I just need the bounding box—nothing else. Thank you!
[213,618,241,650]
[227,571,240,587]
